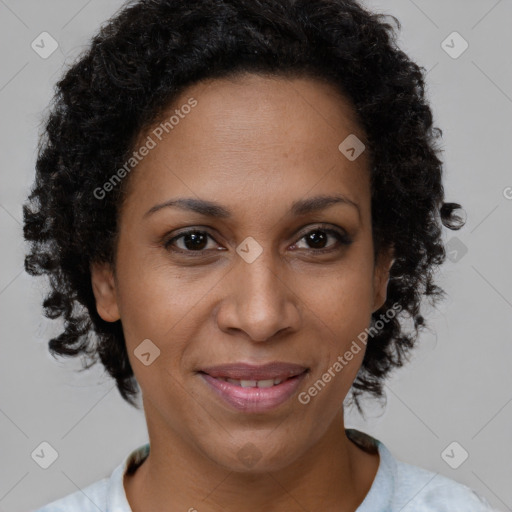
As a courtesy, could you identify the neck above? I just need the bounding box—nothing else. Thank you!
[124,407,379,512]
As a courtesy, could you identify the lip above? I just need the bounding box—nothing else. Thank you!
[200,371,308,412]
[198,362,309,413]
[199,362,308,381]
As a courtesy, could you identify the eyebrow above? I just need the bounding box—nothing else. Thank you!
[143,194,360,219]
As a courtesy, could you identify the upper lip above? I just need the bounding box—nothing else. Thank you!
[199,362,308,381]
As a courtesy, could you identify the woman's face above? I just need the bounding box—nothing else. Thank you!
[92,73,393,472]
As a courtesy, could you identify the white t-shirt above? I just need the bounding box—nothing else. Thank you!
[32,429,500,511]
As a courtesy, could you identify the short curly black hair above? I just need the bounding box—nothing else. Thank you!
[23,0,465,414]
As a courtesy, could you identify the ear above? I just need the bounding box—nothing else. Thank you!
[372,244,395,313]
[90,261,120,322]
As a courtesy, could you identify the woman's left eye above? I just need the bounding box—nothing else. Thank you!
[293,227,352,252]
[163,225,352,255]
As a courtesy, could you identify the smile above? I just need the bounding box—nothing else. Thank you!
[214,377,285,387]
[199,369,308,413]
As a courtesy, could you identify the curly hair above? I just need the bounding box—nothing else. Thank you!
[23,0,465,415]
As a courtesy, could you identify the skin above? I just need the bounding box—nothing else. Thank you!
[91,73,394,512]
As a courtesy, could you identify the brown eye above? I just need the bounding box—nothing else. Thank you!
[164,230,217,253]
[294,225,352,253]
[304,230,330,250]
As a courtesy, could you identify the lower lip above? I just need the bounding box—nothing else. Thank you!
[199,371,307,413]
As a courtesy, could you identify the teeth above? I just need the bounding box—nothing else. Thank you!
[221,377,285,388]
[256,379,275,388]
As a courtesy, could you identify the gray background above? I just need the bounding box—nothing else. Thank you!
[0,0,511,510]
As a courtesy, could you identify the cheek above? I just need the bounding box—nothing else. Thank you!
[300,263,374,388]
[114,241,205,336]
[113,249,222,387]
[304,261,375,330]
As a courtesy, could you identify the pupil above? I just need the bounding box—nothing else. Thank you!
[184,232,207,250]
[307,230,326,249]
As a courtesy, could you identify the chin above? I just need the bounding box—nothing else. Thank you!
[203,434,305,474]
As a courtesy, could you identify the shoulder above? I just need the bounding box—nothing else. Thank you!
[392,457,498,511]
[347,429,500,512]
[31,443,149,512]
[31,477,109,512]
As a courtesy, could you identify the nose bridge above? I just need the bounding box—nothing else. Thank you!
[245,250,280,290]
[218,239,299,342]
[236,242,284,310]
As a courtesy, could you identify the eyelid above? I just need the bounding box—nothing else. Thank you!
[294,222,348,239]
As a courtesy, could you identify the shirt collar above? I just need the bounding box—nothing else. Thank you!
[107,443,150,512]
[347,429,397,512]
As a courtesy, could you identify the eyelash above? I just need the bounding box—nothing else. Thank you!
[162,224,352,257]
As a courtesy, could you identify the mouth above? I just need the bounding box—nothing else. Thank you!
[199,361,308,380]
[204,376,291,388]
[198,362,309,413]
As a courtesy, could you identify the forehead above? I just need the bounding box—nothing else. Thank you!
[164,72,365,155]
[122,73,371,223]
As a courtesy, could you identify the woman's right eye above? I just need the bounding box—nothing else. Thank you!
[164,229,219,254]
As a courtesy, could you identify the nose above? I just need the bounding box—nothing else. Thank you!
[215,253,302,343]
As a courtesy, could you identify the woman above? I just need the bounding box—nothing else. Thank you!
[25,0,498,510]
